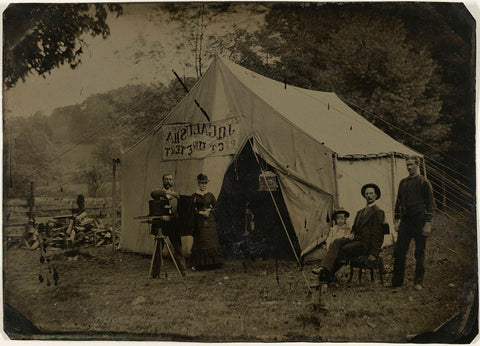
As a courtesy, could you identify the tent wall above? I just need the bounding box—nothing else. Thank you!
[119,58,335,256]
[335,157,409,247]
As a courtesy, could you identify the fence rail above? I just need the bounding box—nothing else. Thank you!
[5,196,119,234]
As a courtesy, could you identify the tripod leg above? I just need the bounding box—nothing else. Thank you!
[164,239,184,278]
[149,238,158,278]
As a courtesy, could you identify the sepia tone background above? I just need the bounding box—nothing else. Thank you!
[2,2,477,342]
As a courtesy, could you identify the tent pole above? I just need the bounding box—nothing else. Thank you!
[332,153,339,209]
[111,158,119,253]
[390,153,396,213]
[248,139,301,265]
[422,157,427,179]
[248,139,312,295]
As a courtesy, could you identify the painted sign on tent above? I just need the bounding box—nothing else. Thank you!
[161,117,241,160]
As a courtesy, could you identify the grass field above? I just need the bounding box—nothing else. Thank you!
[3,214,477,342]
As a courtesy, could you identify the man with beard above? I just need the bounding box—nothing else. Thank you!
[313,183,385,282]
[151,174,187,277]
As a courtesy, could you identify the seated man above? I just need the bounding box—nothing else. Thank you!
[313,183,385,282]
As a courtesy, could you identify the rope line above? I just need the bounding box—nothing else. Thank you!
[292,86,472,187]
[428,180,474,215]
[427,173,474,205]
[339,96,471,169]
[424,156,472,183]
[426,163,474,194]
[433,198,473,220]
[426,171,474,199]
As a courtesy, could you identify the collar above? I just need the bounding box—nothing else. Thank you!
[407,173,420,180]
[366,201,377,208]
[195,190,209,196]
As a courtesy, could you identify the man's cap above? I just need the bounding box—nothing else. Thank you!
[333,208,350,219]
[197,173,210,183]
[406,155,422,165]
[361,183,381,200]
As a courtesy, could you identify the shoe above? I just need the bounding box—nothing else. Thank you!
[319,268,334,283]
[414,284,423,291]
[191,266,197,271]
[311,266,323,275]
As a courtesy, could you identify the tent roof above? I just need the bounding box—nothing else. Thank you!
[220,57,418,157]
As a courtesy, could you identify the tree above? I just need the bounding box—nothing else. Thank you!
[6,115,58,197]
[3,3,123,88]
[233,4,450,157]
[318,13,448,156]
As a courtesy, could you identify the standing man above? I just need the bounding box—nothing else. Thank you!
[151,174,187,277]
[392,156,434,290]
[313,183,385,281]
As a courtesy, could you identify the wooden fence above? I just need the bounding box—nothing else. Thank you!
[4,197,119,239]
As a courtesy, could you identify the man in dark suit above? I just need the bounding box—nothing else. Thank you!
[151,174,187,277]
[313,183,385,282]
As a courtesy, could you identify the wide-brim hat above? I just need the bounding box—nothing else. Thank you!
[333,208,350,219]
[361,183,381,200]
[197,173,210,183]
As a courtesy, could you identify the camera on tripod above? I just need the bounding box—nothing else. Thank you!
[149,191,173,236]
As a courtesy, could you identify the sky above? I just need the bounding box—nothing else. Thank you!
[3,3,264,118]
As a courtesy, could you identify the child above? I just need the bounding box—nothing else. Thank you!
[312,208,353,276]
[325,208,353,249]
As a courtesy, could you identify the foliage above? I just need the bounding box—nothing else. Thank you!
[162,3,268,78]
[238,4,451,158]
[5,115,58,197]
[84,163,108,198]
[3,3,123,89]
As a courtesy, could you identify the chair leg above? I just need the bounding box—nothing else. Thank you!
[348,265,353,282]
[370,268,374,282]
[379,263,384,284]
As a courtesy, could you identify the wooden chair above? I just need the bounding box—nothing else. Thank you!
[348,256,384,283]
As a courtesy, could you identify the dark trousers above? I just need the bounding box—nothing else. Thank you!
[323,239,365,273]
[392,213,426,286]
[152,219,187,273]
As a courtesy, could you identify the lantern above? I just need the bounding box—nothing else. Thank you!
[258,170,279,191]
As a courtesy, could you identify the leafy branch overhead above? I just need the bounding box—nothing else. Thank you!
[3,3,123,89]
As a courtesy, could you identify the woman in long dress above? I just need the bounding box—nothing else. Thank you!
[190,173,224,270]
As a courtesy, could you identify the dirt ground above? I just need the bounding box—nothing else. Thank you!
[3,214,478,342]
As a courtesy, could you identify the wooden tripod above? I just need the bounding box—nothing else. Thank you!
[147,216,184,279]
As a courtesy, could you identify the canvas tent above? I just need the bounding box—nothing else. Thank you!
[119,57,419,261]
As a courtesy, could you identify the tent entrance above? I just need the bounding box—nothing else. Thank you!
[216,143,300,259]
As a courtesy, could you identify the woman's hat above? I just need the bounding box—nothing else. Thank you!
[361,183,381,200]
[332,208,350,219]
[197,173,210,183]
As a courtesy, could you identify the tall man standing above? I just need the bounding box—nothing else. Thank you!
[151,174,187,277]
[392,156,434,290]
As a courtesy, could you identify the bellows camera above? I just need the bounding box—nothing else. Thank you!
[149,199,171,217]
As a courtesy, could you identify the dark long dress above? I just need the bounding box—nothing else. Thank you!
[190,192,224,267]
